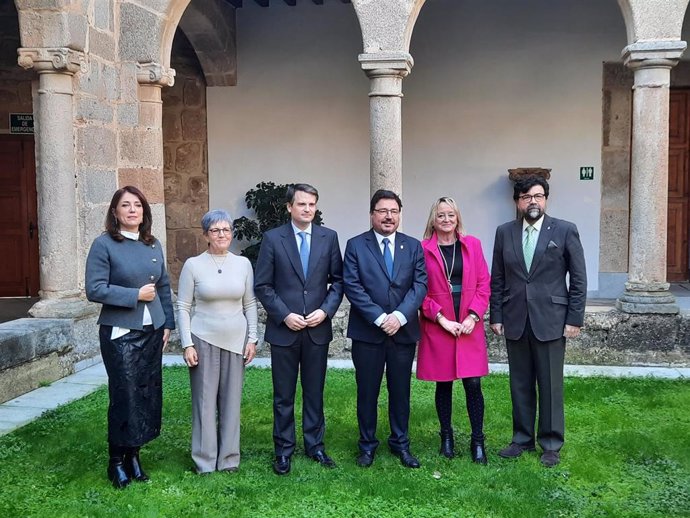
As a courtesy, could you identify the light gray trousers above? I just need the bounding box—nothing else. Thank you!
[189,335,245,473]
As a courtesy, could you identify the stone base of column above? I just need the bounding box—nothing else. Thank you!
[615,282,679,314]
[29,297,99,320]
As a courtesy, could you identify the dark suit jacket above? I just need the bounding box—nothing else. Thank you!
[254,222,344,346]
[344,229,427,344]
[489,214,586,342]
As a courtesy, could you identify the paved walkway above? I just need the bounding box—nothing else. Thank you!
[1,355,687,437]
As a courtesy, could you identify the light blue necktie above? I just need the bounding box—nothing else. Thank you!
[523,226,536,271]
[382,237,393,278]
[298,231,310,277]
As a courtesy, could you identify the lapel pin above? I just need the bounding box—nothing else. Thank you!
[400,245,404,250]
[547,226,551,230]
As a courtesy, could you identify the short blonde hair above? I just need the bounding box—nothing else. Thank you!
[423,197,465,239]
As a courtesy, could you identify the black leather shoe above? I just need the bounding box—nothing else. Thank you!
[498,442,535,459]
[107,458,131,489]
[125,450,150,482]
[356,450,375,468]
[440,430,455,459]
[470,438,488,465]
[540,450,560,467]
[392,449,421,468]
[310,450,336,468]
[273,455,291,475]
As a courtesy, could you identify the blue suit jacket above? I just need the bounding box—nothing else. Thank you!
[344,229,427,344]
[254,222,344,346]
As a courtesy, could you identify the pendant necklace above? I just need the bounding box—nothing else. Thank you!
[209,252,228,274]
[438,240,456,290]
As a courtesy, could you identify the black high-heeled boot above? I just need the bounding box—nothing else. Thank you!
[470,436,488,465]
[125,448,150,482]
[439,430,455,459]
[107,445,131,489]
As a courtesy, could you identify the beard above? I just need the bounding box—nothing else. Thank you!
[523,205,543,222]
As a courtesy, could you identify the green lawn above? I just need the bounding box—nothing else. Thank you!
[1,367,688,517]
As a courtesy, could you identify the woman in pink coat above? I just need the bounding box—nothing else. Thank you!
[417,197,490,464]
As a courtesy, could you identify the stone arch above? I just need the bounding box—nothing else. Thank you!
[352,0,426,54]
[178,0,237,87]
[616,0,690,44]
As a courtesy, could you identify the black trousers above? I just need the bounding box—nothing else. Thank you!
[506,319,565,452]
[270,332,329,457]
[351,338,416,453]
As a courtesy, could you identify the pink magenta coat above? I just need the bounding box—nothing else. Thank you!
[416,232,491,381]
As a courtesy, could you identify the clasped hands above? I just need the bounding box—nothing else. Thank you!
[438,314,475,337]
[284,309,327,331]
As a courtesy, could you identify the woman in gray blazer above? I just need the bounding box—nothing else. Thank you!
[177,209,257,474]
[85,186,175,489]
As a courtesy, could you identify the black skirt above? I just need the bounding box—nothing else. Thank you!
[99,325,164,447]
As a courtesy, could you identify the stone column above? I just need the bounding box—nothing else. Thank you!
[17,48,86,316]
[359,52,412,198]
[128,62,175,250]
[616,41,686,314]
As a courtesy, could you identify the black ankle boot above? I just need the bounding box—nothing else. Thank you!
[439,430,455,459]
[107,457,131,489]
[125,448,150,482]
[470,436,488,465]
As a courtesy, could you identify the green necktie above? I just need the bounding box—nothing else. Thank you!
[523,226,536,271]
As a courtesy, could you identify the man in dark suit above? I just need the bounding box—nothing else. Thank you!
[490,176,586,467]
[344,189,427,469]
[254,183,344,475]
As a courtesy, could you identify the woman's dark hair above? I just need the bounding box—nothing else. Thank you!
[513,176,549,200]
[105,185,155,245]
[369,189,403,212]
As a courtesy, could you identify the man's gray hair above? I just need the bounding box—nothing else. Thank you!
[201,209,233,233]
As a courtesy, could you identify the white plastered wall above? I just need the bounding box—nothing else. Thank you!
[207,0,630,294]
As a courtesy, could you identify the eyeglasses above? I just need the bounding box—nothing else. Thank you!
[208,228,232,236]
[518,193,546,203]
[436,212,456,220]
[373,209,400,216]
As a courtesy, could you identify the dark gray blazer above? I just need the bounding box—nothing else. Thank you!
[254,223,344,346]
[85,233,175,330]
[343,229,427,345]
[489,214,586,342]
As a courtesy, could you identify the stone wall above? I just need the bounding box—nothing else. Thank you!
[167,301,690,367]
[163,30,209,288]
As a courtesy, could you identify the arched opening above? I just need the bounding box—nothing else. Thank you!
[406,0,628,299]
[0,1,38,321]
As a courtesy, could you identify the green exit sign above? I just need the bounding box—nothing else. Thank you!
[580,166,594,180]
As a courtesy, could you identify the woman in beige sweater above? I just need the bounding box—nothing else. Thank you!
[177,209,258,474]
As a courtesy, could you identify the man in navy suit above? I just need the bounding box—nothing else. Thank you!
[343,189,428,468]
[490,176,586,468]
[255,183,344,475]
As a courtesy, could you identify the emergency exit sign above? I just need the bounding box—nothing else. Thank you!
[9,113,34,134]
[580,166,594,180]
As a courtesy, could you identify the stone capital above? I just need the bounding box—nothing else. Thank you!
[359,51,414,75]
[17,47,85,75]
[622,40,686,71]
[359,52,413,97]
[137,62,176,87]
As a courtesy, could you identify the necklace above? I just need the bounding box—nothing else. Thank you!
[208,252,228,274]
[438,240,456,290]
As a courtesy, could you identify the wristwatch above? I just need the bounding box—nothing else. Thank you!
[468,312,480,323]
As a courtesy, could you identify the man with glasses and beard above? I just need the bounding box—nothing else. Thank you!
[343,189,427,469]
[489,176,586,468]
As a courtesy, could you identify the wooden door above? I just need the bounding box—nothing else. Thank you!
[667,90,690,282]
[0,135,39,296]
